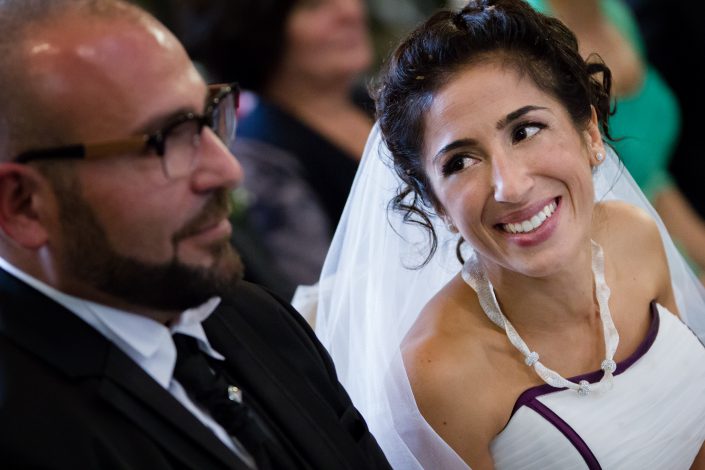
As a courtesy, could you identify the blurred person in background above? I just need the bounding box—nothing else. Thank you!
[624,0,705,226]
[157,0,374,300]
[529,0,705,281]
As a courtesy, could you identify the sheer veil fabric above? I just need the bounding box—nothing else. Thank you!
[314,124,705,469]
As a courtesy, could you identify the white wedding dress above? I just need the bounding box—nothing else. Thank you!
[491,302,705,469]
[311,125,705,469]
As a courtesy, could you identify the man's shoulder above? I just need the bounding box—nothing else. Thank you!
[218,280,311,332]
[210,282,392,469]
[211,281,334,374]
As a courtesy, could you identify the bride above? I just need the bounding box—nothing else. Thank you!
[314,0,705,468]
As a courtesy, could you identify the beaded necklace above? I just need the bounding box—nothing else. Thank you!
[462,241,619,396]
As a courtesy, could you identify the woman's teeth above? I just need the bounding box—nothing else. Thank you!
[502,200,557,234]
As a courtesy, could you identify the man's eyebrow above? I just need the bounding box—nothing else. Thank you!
[496,105,547,130]
[132,106,198,135]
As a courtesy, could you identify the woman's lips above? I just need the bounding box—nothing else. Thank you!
[496,197,562,247]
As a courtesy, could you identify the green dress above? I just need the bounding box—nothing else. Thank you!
[528,0,680,200]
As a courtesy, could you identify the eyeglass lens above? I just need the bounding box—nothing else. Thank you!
[162,88,238,179]
[212,91,237,148]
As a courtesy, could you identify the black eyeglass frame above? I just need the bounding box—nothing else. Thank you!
[13,82,240,166]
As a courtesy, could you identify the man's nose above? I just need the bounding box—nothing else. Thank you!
[192,127,244,192]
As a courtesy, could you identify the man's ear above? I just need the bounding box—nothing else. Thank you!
[0,163,50,249]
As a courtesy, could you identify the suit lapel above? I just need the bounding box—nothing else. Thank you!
[0,269,247,470]
[205,304,371,470]
[99,347,249,470]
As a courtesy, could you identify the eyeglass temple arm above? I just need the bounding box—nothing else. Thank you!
[15,135,150,163]
[82,135,150,158]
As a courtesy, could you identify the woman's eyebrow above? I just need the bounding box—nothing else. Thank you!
[432,138,479,165]
[431,106,549,164]
[496,105,548,130]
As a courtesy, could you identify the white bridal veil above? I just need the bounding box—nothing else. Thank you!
[313,124,705,468]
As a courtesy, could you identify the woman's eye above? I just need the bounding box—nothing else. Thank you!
[512,123,545,143]
[441,154,475,176]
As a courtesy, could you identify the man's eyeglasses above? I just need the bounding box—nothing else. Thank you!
[14,83,240,180]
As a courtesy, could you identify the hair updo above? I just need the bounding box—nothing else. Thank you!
[374,0,613,265]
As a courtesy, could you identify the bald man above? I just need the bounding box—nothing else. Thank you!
[0,1,390,468]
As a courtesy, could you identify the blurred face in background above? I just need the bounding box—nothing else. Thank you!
[281,0,372,86]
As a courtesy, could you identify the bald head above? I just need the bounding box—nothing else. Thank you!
[0,0,198,161]
[0,0,242,313]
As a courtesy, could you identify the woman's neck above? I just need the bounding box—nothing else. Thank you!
[482,242,598,333]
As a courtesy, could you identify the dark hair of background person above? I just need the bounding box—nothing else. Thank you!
[141,0,453,88]
[150,0,296,90]
[373,0,613,266]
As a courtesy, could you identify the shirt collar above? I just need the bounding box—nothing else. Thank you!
[0,257,223,387]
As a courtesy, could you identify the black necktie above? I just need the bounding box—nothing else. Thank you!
[172,333,284,469]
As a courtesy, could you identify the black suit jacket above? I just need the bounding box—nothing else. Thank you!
[0,269,391,469]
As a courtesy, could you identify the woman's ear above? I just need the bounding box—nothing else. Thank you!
[434,200,459,234]
[586,106,606,167]
[440,214,459,234]
[0,163,50,249]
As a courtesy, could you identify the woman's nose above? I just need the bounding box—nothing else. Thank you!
[491,153,533,203]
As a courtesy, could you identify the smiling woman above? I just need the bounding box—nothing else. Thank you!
[421,63,601,277]
[315,1,705,469]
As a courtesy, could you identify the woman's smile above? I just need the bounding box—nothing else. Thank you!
[496,196,562,247]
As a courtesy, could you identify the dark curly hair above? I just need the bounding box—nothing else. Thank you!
[374,0,613,266]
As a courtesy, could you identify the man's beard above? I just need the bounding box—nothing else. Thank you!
[53,182,244,312]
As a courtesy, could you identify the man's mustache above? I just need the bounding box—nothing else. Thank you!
[171,189,232,243]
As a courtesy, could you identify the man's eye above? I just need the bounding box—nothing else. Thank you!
[512,123,545,143]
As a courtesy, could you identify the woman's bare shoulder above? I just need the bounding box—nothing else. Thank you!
[595,200,660,242]
[401,274,510,466]
[595,200,676,312]
[595,201,666,267]
[403,274,493,377]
